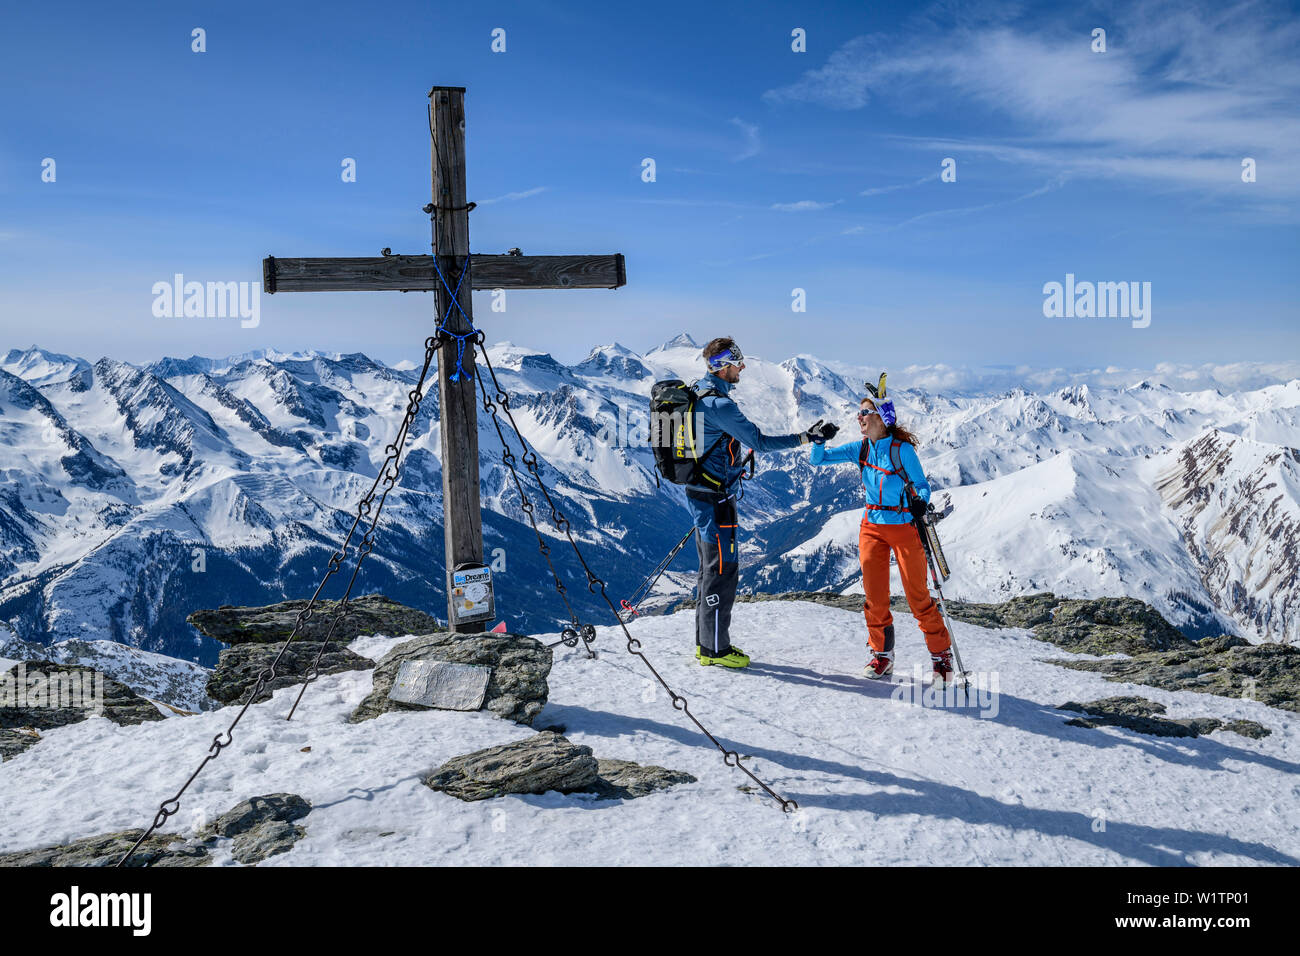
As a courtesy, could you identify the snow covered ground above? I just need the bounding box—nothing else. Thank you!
[2,601,1297,866]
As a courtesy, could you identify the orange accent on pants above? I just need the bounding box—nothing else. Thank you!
[859,520,951,654]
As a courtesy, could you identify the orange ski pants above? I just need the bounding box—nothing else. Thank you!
[859,519,951,654]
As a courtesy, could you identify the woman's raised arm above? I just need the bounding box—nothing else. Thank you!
[810,438,863,466]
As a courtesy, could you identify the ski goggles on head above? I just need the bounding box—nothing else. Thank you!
[706,346,745,371]
[858,399,896,427]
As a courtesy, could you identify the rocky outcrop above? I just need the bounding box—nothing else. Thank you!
[0,830,210,867]
[188,594,442,645]
[1,661,165,761]
[0,728,41,761]
[1058,696,1270,739]
[350,631,550,726]
[1054,635,1300,713]
[0,793,312,867]
[198,793,311,865]
[425,732,599,801]
[939,593,1195,654]
[425,733,696,803]
[206,642,373,706]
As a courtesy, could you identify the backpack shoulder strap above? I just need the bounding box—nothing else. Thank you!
[857,439,870,469]
[888,438,903,471]
[889,439,919,500]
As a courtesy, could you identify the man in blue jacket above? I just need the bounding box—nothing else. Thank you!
[689,337,837,668]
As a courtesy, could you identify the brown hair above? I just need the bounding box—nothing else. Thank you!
[861,396,920,448]
[702,336,737,361]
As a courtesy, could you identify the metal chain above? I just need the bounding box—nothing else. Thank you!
[283,332,445,718]
[471,331,797,812]
[117,333,446,866]
[474,369,596,657]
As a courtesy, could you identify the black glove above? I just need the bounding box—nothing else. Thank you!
[908,498,929,523]
[804,420,839,444]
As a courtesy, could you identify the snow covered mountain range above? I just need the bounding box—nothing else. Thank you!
[1,338,1296,667]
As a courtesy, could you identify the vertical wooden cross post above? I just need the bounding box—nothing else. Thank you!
[263,85,626,632]
[429,87,483,631]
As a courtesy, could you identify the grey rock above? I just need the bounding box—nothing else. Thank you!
[425,734,696,804]
[589,758,697,800]
[0,793,312,867]
[188,593,442,646]
[1219,719,1272,739]
[200,793,312,839]
[1,661,165,735]
[424,732,598,801]
[351,632,550,726]
[1054,635,1300,713]
[230,820,306,865]
[0,728,42,762]
[1058,696,1271,739]
[0,830,210,868]
[206,641,373,706]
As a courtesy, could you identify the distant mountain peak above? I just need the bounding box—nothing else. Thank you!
[652,332,699,352]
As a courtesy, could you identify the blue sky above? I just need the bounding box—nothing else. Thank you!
[1,0,1297,371]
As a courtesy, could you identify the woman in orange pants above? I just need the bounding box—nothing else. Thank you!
[810,393,953,682]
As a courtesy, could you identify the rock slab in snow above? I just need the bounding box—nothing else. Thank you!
[0,793,312,867]
[388,659,491,710]
[206,641,374,706]
[424,732,599,801]
[424,733,697,803]
[0,830,210,867]
[589,759,697,800]
[1056,696,1261,738]
[199,793,312,865]
[189,594,442,646]
[351,632,551,726]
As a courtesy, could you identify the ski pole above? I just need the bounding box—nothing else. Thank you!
[921,541,971,688]
[620,525,697,621]
[907,504,972,687]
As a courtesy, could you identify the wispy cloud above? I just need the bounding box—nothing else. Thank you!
[860,173,939,197]
[478,186,549,205]
[762,1,1300,200]
[771,199,842,212]
[890,178,1064,229]
[729,117,761,161]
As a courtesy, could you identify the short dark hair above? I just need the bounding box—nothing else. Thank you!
[702,337,737,361]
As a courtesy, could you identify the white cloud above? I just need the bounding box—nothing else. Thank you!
[771,199,841,212]
[478,186,549,205]
[860,174,938,197]
[763,1,1300,200]
[729,117,761,161]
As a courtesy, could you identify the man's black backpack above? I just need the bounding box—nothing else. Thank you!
[648,379,724,486]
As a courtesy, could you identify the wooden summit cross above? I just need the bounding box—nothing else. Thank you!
[263,86,626,633]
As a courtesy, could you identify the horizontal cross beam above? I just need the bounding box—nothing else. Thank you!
[262,254,626,293]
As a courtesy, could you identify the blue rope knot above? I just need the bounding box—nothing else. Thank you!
[433,254,476,381]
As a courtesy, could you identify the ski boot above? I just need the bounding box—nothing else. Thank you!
[931,649,955,685]
[864,650,894,680]
[697,645,750,668]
